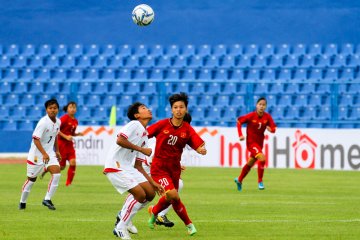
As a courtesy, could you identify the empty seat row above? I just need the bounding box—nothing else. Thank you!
[1,43,360,58]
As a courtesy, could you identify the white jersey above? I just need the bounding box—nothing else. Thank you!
[27,115,61,165]
[104,120,148,172]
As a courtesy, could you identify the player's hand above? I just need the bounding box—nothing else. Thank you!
[181,165,186,171]
[196,146,207,155]
[141,147,152,157]
[77,132,84,137]
[55,152,62,162]
[153,182,165,196]
[66,135,73,141]
[42,153,50,164]
[267,126,275,133]
[239,136,245,141]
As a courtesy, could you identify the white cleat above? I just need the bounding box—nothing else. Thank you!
[127,221,138,234]
[113,227,131,239]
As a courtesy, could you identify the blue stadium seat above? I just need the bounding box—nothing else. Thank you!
[13,82,28,94]
[229,69,245,81]
[28,106,44,119]
[338,94,353,106]
[125,82,141,93]
[140,56,155,68]
[107,56,123,68]
[28,82,43,94]
[76,106,91,119]
[222,106,237,121]
[69,44,84,57]
[317,106,331,120]
[349,107,360,120]
[228,44,243,56]
[0,106,9,119]
[21,44,36,57]
[83,69,99,82]
[12,55,27,68]
[222,82,236,94]
[101,44,116,57]
[143,82,157,94]
[103,95,118,107]
[265,94,277,107]
[108,82,124,94]
[298,82,316,94]
[206,107,222,120]
[0,81,11,94]
[118,45,132,57]
[134,95,150,106]
[165,45,180,57]
[85,44,100,57]
[203,56,219,68]
[340,43,354,55]
[190,82,206,93]
[308,68,322,80]
[253,82,268,95]
[299,55,315,67]
[61,56,76,68]
[262,69,277,80]
[243,44,259,56]
[251,55,267,68]
[18,120,35,131]
[0,56,10,68]
[20,94,36,107]
[293,94,308,106]
[213,69,228,80]
[214,95,230,106]
[28,55,43,68]
[156,55,171,68]
[43,55,60,68]
[181,45,195,57]
[268,106,285,120]
[277,95,292,106]
[315,83,331,94]
[53,44,68,56]
[315,55,331,67]
[78,82,92,94]
[6,44,20,57]
[207,82,222,94]
[91,82,108,94]
[189,106,205,120]
[10,106,27,119]
[282,55,298,68]
[38,44,52,57]
[307,43,323,56]
[284,106,300,120]
[101,69,116,81]
[118,95,133,107]
[172,55,187,68]
[164,69,179,80]
[93,106,108,120]
[268,82,283,94]
[347,54,360,67]
[175,82,191,92]
[331,54,347,67]
[292,44,306,56]
[308,94,322,106]
[86,95,101,107]
[2,119,17,130]
[181,69,196,80]
[339,68,355,80]
[133,69,148,80]
[213,44,227,57]
[91,55,107,68]
[276,44,291,56]
[267,55,282,68]
[260,44,275,56]
[118,69,131,79]
[67,68,83,81]
[236,55,251,68]
[346,83,360,94]
[124,56,139,68]
[198,69,212,80]
[197,44,211,57]
[338,106,349,120]
[149,45,164,57]
[3,68,18,81]
[133,44,148,57]
[74,95,85,105]
[292,69,307,80]
[220,56,235,68]
[231,95,245,106]
[43,81,60,94]
[247,69,261,80]
[323,68,338,80]
[301,106,317,120]
[278,69,292,80]
[197,95,213,107]
[323,43,338,56]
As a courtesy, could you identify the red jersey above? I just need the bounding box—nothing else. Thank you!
[237,111,276,148]
[147,118,204,165]
[58,114,79,147]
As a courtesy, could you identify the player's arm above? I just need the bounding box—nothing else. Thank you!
[58,131,73,141]
[195,143,207,155]
[188,127,207,155]
[266,114,277,133]
[54,135,61,161]
[134,159,164,195]
[237,114,250,141]
[116,134,152,156]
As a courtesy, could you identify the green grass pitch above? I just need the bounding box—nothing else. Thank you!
[0,164,359,239]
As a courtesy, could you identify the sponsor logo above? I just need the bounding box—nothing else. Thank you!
[292,130,317,169]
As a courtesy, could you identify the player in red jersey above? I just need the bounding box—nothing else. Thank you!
[147,93,207,236]
[234,97,276,191]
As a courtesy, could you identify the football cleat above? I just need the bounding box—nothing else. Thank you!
[258,182,265,190]
[19,202,26,210]
[42,199,56,210]
[127,221,138,234]
[156,214,175,227]
[113,228,131,239]
[234,178,242,191]
[186,223,197,236]
[147,205,156,229]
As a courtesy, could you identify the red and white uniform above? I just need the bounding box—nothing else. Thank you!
[104,120,149,194]
[58,114,78,165]
[26,115,61,177]
[147,119,204,191]
[237,111,276,158]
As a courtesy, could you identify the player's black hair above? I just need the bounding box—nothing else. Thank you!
[63,101,77,112]
[127,102,145,120]
[44,99,59,109]
[169,92,189,108]
[257,97,267,104]
[183,112,192,124]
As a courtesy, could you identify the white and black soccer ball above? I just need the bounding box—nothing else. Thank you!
[132,4,155,26]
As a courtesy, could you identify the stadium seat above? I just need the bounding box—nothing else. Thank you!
[172,55,187,68]
[19,94,36,107]
[236,55,251,68]
[277,69,292,80]
[108,56,123,68]
[118,45,132,57]
[198,69,212,80]
[118,69,131,80]
[260,44,275,56]
[61,56,76,68]
[214,95,230,106]
[222,106,237,121]
[267,55,282,68]
[134,95,150,106]
[118,95,133,107]
[142,82,157,95]
[308,94,322,106]
[134,44,148,57]
[27,55,43,68]
[203,56,219,68]
[181,69,196,80]
[198,95,213,107]
[262,69,277,80]
[207,82,222,94]
[265,94,277,107]
[123,56,139,68]
[229,69,245,81]
[28,106,44,119]
[253,82,268,95]
[181,44,195,57]
[348,107,360,120]
[228,44,243,56]
[28,82,43,94]
[149,45,164,57]
[276,44,291,56]
[251,55,267,68]
[86,95,101,107]
[140,56,155,68]
[6,44,20,57]
[102,95,118,107]
[315,83,331,94]
[2,119,17,131]
[317,106,331,120]
[322,68,338,80]
[0,56,10,68]
[38,44,51,57]
[299,55,315,67]
[220,55,235,68]
[53,44,67,57]
[197,44,211,57]
[92,55,107,68]
[340,43,354,55]
[0,106,9,119]
[301,106,317,120]
[315,55,331,67]
[187,55,205,69]
[213,44,227,57]
[292,69,307,80]
[282,55,298,68]
[331,54,347,67]
[307,43,323,56]
[69,44,84,57]
[156,55,172,68]
[339,68,355,80]
[43,55,60,68]
[323,43,338,56]
[85,44,100,57]
[147,69,162,81]
[12,55,27,68]
[165,45,180,57]
[338,94,353,106]
[292,44,306,56]
[190,82,206,94]
[308,68,322,80]
[101,44,116,57]
[21,44,35,57]
[67,68,83,82]
[76,106,91,119]
[125,82,141,93]
[189,106,205,120]
[293,94,308,106]
[231,95,245,106]
[347,54,360,67]
[133,69,148,80]
[268,82,283,94]
[247,69,261,80]
[278,95,292,106]
[2,68,18,81]
[13,82,28,94]
[101,69,116,81]
[338,106,349,120]
[206,107,222,120]
[0,81,11,94]
[243,44,259,56]
[83,69,99,82]
[284,106,300,120]
[74,95,85,105]
[268,106,285,120]
[222,82,237,94]
[17,119,35,131]
[10,106,27,119]
[77,82,92,94]
[175,82,191,92]
[213,69,228,80]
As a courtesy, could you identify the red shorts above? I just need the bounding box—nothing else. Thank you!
[59,144,76,167]
[150,161,181,192]
[247,143,263,158]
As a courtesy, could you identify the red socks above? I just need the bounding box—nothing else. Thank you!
[257,161,265,183]
[171,199,191,225]
[66,165,76,186]
[238,164,251,182]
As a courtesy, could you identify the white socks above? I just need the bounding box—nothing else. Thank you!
[117,196,148,229]
[44,173,61,200]
[20,180,35,203]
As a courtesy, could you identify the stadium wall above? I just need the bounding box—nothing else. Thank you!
[0,0,359,45]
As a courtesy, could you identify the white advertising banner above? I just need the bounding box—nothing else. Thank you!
[75,126,360,171]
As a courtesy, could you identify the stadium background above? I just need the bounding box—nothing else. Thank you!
[0,0,359,157]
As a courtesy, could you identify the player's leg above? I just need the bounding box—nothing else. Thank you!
[42,163,61,210]
[19,162,43,209]
[66,157,76,186]
[256,153,266,190]
[235,157,256,191]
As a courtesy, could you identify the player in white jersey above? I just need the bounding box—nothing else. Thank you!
[19,99,62,211]
[104,102,164,240]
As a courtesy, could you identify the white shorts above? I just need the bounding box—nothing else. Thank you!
[26,156,60,178]
[106,169,147,194]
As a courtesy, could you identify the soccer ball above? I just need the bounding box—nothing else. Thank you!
[132,4,155,26]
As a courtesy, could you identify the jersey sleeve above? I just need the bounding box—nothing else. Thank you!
[237,112,251,137]
[119,121,138,139]
[147,120,164,138]
[32,118,46,140]
[267,114,277,133]
[187,125,205,151]
[60,114,68,130]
